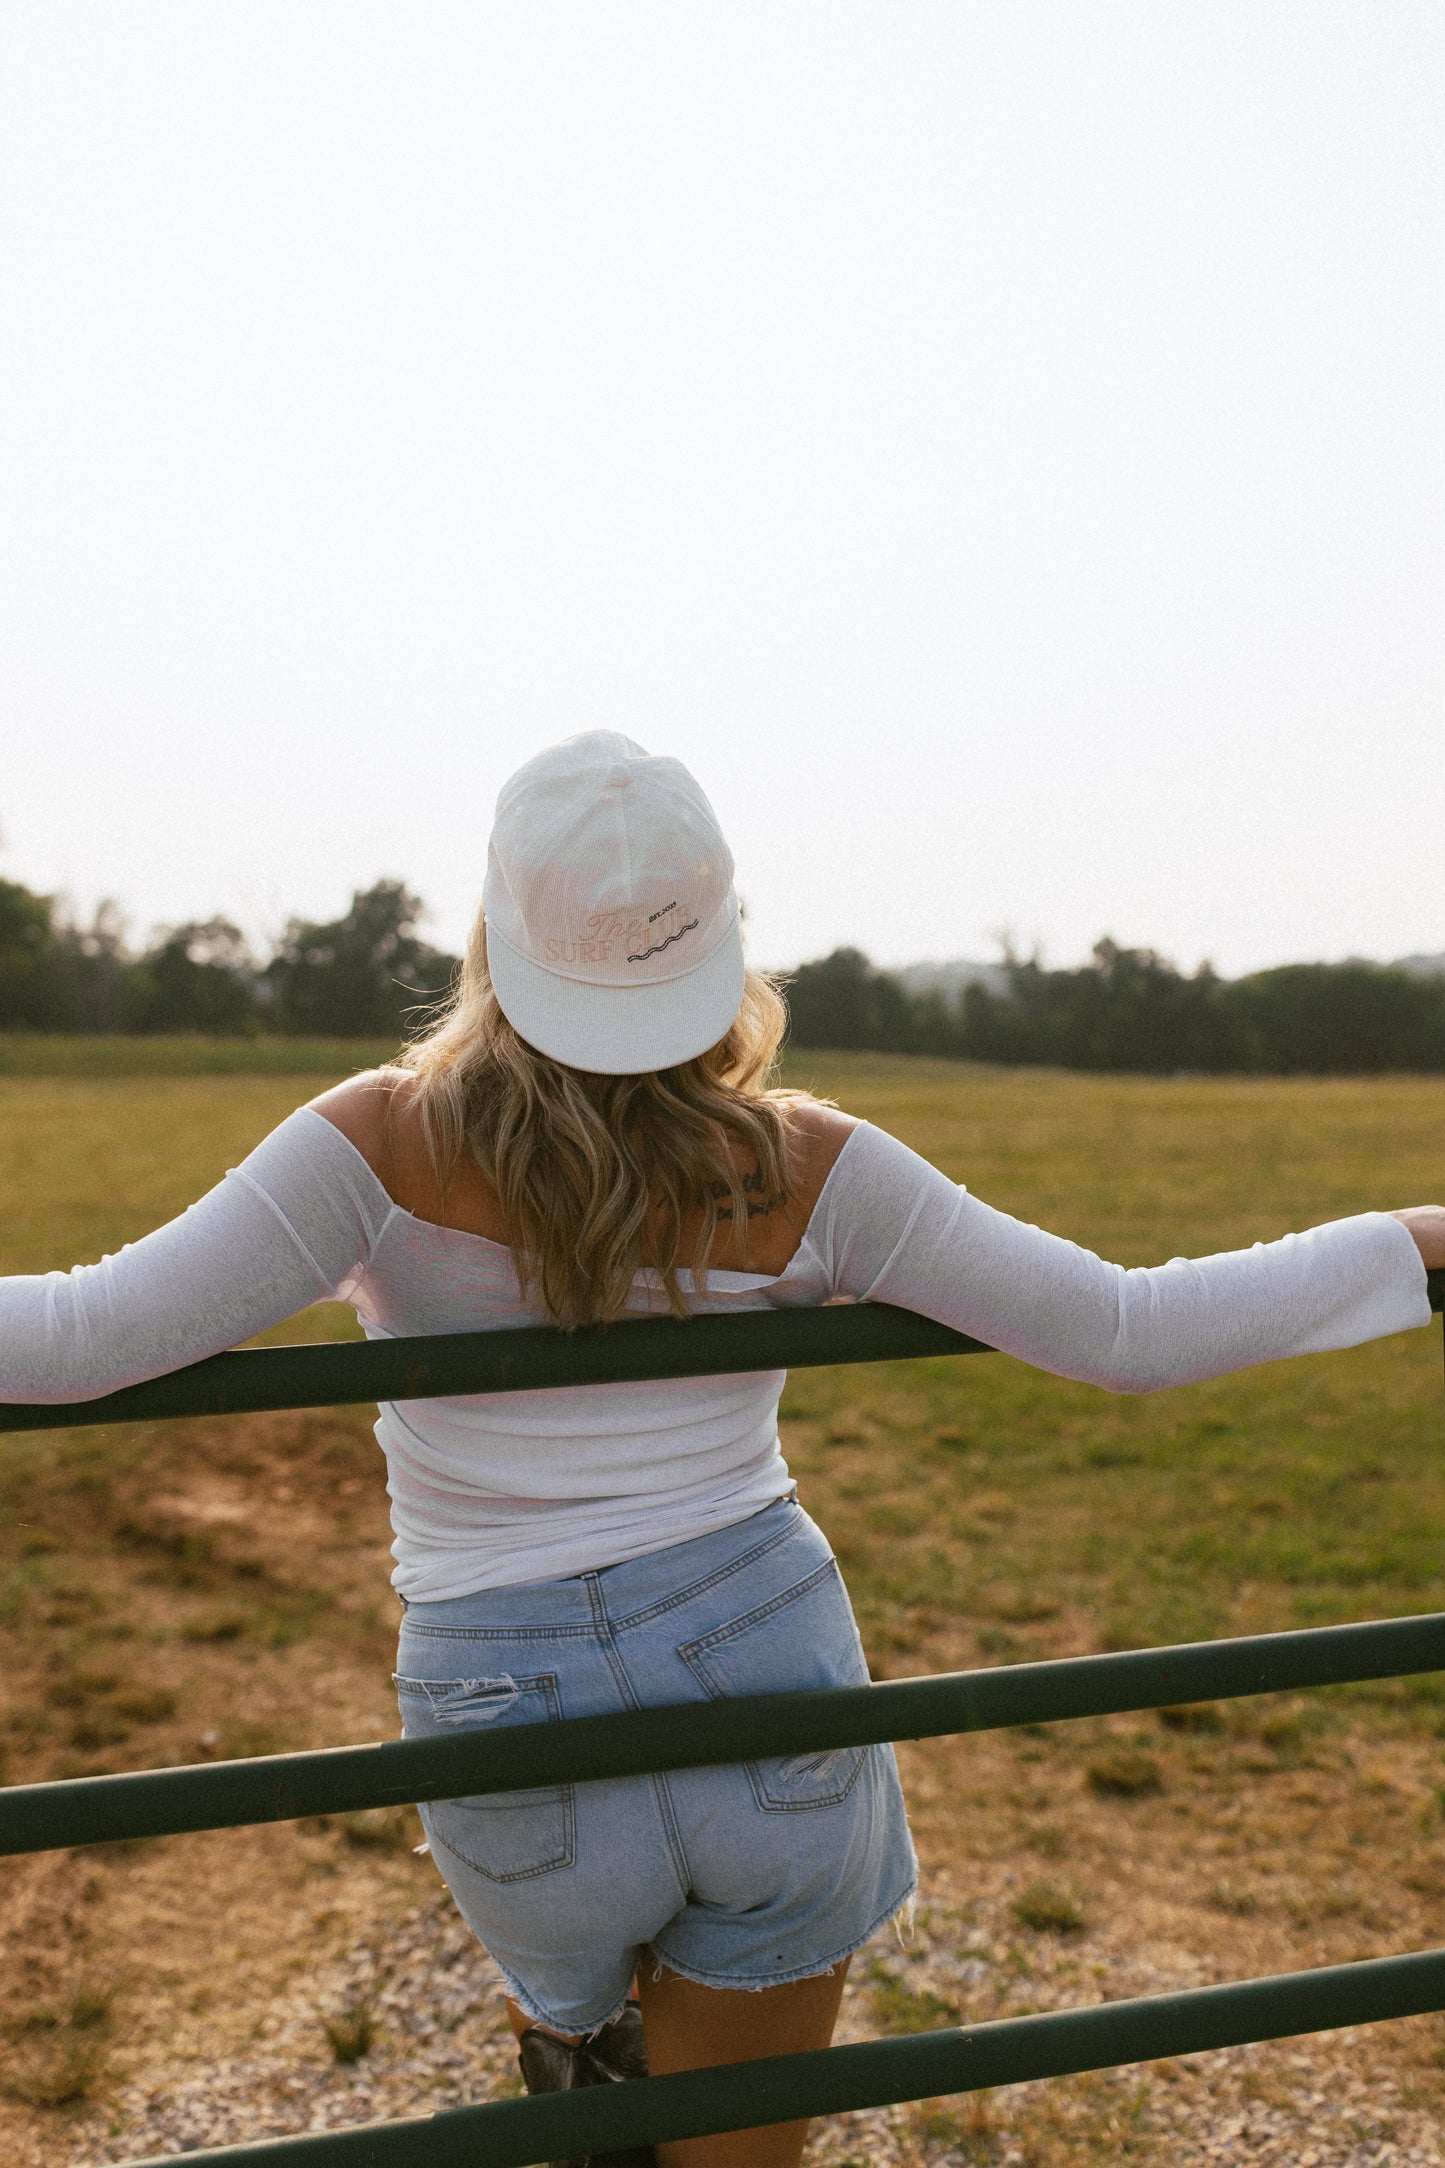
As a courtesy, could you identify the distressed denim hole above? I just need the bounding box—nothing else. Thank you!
[394,1671,575,1883]
[392,1673,520,1724]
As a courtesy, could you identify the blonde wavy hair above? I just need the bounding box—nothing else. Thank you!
[397,918,799,1328]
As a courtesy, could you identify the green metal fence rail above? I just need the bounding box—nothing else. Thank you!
[4,1610,1444,1855]
[0,1301,991,1432]
[2,1271,1438,1437]
[2,1266,1442,2167]
[114,1947,1445,2167]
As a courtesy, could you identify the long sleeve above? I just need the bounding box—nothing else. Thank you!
[801,1123,1432,1392]
[0,1109,396,1403]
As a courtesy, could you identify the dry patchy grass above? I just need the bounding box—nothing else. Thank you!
[1,1054,1444,2161]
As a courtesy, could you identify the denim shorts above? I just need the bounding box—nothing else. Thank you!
[394,1497,917,2033]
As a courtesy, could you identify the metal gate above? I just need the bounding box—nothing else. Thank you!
[3,1278,1441,2165]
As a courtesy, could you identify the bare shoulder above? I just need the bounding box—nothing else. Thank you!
[777,1096,861,1218]
[306,1068,416,1185]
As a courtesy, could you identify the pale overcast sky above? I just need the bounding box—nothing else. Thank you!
[1,2,1441,978]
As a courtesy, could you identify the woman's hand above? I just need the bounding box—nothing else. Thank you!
[1391,1206,1445,1270]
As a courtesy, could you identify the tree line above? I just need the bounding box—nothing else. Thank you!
[785,941,1445,1074]
[0,877,456,1039]
[3,873,1444,1072]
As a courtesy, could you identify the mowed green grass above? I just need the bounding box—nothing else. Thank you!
[1,1048,1442,1674]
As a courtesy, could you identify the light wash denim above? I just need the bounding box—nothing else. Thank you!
[394,1497,917,2032]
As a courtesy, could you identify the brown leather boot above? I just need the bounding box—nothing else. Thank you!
[515,2002,656,2168]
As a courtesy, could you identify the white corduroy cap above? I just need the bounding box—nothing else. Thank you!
[482,731,746,1074]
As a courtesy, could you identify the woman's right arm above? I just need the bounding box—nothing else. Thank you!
[0,1107,393,1404]
[1390,1206,1445,1269]
[806,1124,1435,1394]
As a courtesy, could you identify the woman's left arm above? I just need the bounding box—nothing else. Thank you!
[0,1108,390,1404]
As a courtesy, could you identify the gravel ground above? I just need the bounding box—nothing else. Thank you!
[69,1886,1444,2168]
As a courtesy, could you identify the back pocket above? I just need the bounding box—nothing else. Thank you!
[393,1672,575,1883]
[678,1559,871,1812]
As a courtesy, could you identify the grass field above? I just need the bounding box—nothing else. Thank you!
[1,1048,1444,2164]
[0,1036,400,1080]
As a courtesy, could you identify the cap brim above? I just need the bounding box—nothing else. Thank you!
[487,919,747,1075]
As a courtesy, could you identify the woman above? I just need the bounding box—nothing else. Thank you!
[3,731,1441,2168]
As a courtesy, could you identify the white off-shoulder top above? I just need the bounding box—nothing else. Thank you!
[0,1108,1430,1598]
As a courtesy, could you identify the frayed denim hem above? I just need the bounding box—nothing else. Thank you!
[487,1950,637,2041]
[646,1874,919,1996]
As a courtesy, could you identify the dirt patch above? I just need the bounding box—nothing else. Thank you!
[4,1438,1443,2168]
